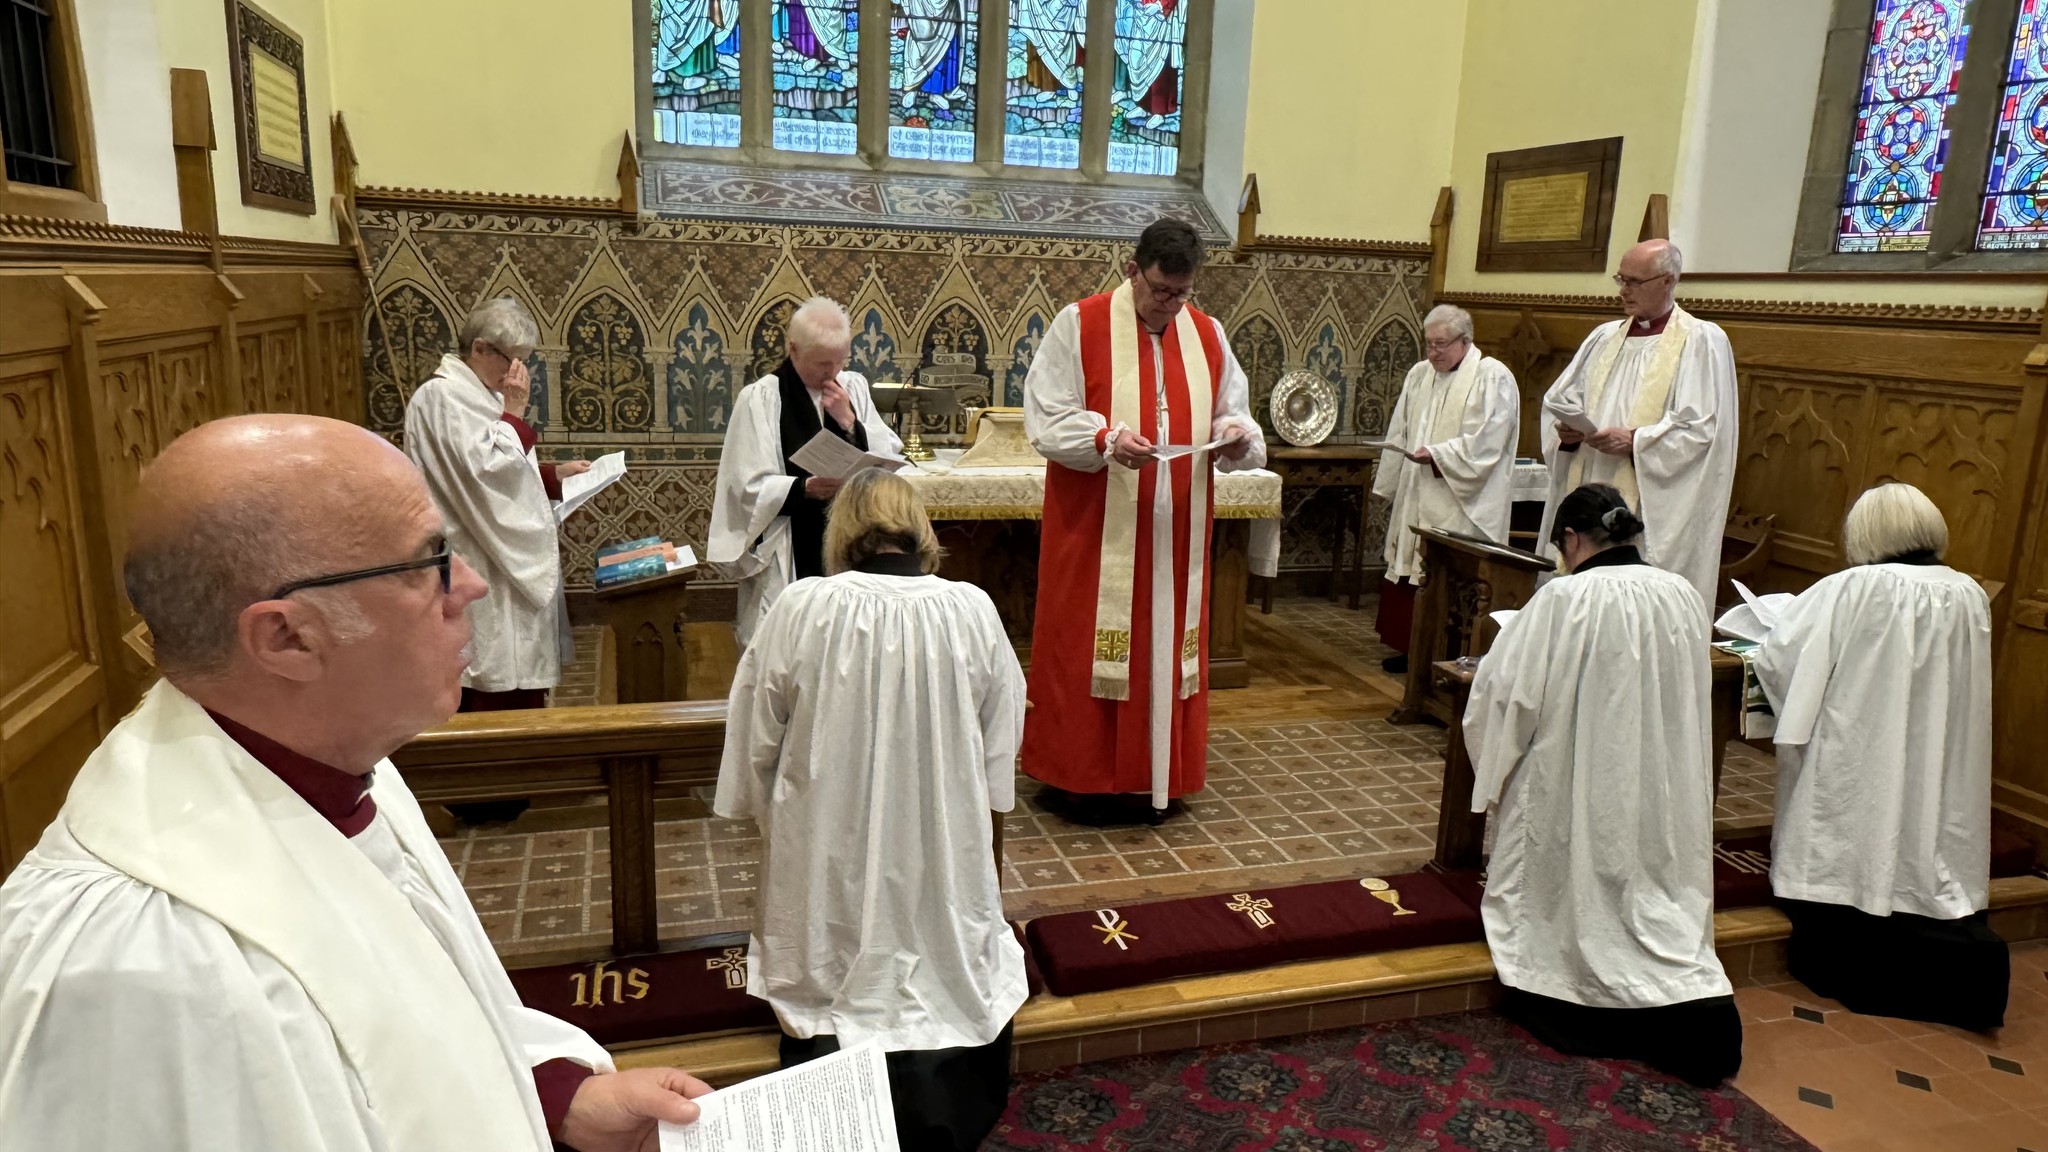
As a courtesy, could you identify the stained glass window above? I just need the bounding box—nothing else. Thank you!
[1837,0,1974,252]
[773,0,860,155]
[651,1,742,147]
[1978,0,2048,247]
[1108,0,1184,176]
[1005,0,1085,169]
[890,0,979,162]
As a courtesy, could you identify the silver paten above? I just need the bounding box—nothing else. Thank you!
[1269,370,1339,446]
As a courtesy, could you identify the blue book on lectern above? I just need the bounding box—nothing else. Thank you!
[596,536,663,561]
[594,554,668,588]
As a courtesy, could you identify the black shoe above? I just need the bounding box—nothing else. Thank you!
[447,800,531,826]
[1381,654,1409,675]
[1039,786,1176,829]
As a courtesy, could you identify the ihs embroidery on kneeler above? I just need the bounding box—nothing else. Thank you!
[1713,843,1770,876]
[1226,893,1276,929]
[1360,877,1416,916]
[1093,908,1139,950]
[706,946,748,989]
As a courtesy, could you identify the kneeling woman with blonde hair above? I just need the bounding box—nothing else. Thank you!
[714,468,1028,1151]
[1755,482,2002,1030]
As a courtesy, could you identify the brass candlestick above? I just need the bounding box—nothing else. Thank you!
[899,387,933,463]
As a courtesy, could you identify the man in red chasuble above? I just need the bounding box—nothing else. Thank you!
[1021,218,1267,826]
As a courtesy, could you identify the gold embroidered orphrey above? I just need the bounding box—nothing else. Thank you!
[1359,877,1417,916]
[1093,908,1139,950]
[706,946,748,989]
[1226,893,1276,929]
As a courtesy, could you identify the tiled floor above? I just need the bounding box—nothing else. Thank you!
[1735,941,2048,1151]
[437,596,1780,958]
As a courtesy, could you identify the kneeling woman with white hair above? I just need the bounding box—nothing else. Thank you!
[716,468,1026,1152]
[1465,483,1740,1086]
[1755,482,2003,1030]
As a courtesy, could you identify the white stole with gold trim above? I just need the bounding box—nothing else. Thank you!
[1565,305,1696,510]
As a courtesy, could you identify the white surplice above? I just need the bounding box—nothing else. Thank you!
[1753,563,1993,920]
[706,371,903,647]
[1372,347,1521,579]
[714,570,1028,1051]
[0,682,610,1150]
[1024,303,1266,802]
[1464,558,1732,1009]
[1537,317,1739,617]
[405,354,565,692]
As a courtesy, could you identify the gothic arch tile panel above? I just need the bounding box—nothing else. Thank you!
[563,291,653,433]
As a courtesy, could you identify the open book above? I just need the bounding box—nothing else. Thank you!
[555,451,627,524]
[1712,580,1797,644]
[659,1042,897,1152]
[789,429,909,480]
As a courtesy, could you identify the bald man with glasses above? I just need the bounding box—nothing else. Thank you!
[0,415,711,1150]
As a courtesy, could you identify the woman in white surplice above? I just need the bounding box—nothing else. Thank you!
[1465,482,1740,1087]
[715,469,1027,1152]
[1754,482,2005,1030]
[404,297,587,713]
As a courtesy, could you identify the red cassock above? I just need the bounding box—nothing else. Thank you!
[1021,291,1225,798]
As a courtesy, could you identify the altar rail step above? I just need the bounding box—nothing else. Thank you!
[613,875,2048,1086]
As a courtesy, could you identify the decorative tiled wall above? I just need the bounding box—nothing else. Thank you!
[358,202,1429,587]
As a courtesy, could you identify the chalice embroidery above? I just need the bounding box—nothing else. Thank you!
[1360,877,1417,915]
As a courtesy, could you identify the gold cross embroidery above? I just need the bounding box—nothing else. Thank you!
[1180,628,1200,661]
[1226,893,1276,929]
[1093,908,1138,950]
[705,946,748,989]
[1094,628,1132,663]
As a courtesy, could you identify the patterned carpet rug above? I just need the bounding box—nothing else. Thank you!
[986,1011,1818,1151]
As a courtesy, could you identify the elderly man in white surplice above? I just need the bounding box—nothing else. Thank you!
[1369,303,1521,674]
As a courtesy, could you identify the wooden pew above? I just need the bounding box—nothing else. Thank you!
[392,701,727,957]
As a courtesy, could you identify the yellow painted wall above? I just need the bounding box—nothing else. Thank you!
[326,0,635,198]
[152,0,336,243]
[1442,0,1698,296]
[1242,0,1466,243]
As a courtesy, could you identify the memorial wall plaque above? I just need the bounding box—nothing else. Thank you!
[226,0,316,214]
[1477,137,1621,273]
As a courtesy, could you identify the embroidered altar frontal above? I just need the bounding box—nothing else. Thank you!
[1024,871,1484,997]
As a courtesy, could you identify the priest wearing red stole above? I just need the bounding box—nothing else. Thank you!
[1021,218,1266,826]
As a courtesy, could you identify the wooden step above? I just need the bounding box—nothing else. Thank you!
[613,875,2048,1085]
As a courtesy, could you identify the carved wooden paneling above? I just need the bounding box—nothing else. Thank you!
[315,310,362,422]
[236,321,307,416]
[1734,371,1867,569]
[1868,387,2022,583]
[0,352,107,868]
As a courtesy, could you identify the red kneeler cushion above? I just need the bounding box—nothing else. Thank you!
[1713,827,2038,911]
[510,942,778,1047]
[1023,871,1484,998]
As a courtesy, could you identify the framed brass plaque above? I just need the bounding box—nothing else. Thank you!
[1477,137,1621,273]
[225,0,315,214]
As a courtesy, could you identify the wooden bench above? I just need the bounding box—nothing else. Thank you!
[392,701,728,956]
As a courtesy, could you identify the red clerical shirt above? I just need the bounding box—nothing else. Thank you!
[205,710,591,1139]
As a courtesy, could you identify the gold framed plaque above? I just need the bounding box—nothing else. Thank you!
[1477,137,1622,273]
[225,0,315,214]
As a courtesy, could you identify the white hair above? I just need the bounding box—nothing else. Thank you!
[1648,241,1684,279]
[787,296,853,351]
[457,297,539,359]
[1843,482,1948,566]
[1422,304,1473,341]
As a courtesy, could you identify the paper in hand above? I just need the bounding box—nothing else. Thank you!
[1713,580,1797,643]
[789,429,908,480]
[1151,436,1228,461]
[659,1041,899,1152]
[555,451,627,524]
[1555,409,1600,435]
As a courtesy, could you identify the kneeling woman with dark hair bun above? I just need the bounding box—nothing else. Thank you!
[1463,483,1742,1087]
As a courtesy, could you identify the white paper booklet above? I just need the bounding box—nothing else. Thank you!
[1152,436,1228,460]
[1713,579,1797,644]
[789,429,909,480]
[555,451,627,524]
[666,545,698,573]
[1556,409,1600,435]
[658,1042,899,1152]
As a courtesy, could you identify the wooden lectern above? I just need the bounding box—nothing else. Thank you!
[1393,528,1551,726]
[591,566,696,703]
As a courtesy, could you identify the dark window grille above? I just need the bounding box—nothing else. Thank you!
[0,0,72,189]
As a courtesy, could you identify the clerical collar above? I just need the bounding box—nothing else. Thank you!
[1570,544,1646,573]
[852,551,926,577]
[1628,310,1673,337]
[1877,548,1943,567]
[207,709,378,837]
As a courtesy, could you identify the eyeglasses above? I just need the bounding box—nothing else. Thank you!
[1140,272,1195,303]
[272,539,454,601]
[1612,272,1671,289]
[1424,336,1468,352]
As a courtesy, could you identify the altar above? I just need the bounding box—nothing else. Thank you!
[902,450,1283,689]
